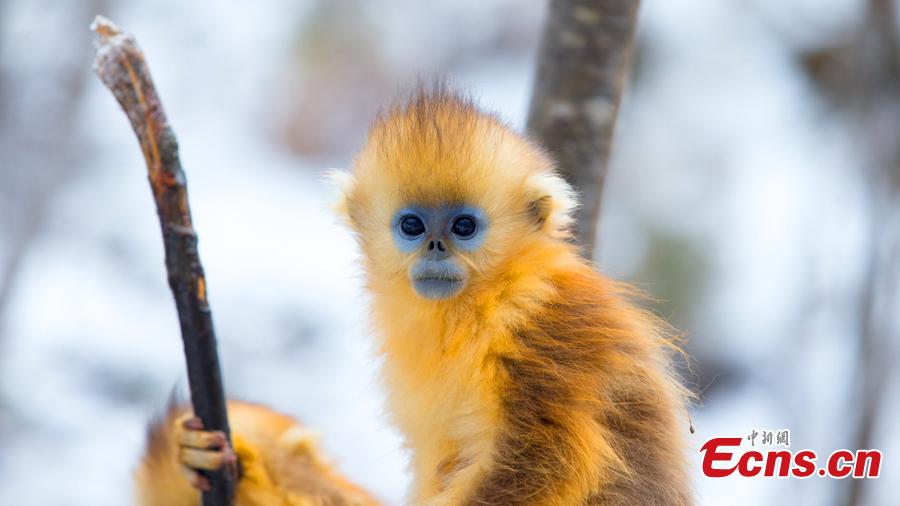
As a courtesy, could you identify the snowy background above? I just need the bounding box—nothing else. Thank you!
[1,0,898,505]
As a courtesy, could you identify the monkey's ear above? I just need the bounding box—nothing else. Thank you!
[326,168,357,226]
[524,171,577,237]
[526,195,553,228]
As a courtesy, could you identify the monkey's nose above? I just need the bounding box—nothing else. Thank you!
[425,239,450,260]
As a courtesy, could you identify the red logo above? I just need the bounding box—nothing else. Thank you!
[699,436,881,478]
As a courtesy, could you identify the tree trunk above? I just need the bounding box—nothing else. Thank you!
[527,0,641,258]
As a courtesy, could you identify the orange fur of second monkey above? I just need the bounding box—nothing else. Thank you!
[135,90,693,505]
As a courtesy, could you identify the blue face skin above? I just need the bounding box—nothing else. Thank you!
[391,205,488,300]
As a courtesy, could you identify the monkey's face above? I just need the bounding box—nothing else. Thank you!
[334,90,577,304]
[390,205,487,299]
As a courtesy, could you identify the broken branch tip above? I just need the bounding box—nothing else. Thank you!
[90,15,121,39]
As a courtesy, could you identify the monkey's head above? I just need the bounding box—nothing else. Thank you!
[334,88,576,301]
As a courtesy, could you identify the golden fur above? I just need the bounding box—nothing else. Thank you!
[336,88,693,504]
[135,87,692,505]
[135,400,378,506]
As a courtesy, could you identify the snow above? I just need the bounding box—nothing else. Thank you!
[0,0,896,504]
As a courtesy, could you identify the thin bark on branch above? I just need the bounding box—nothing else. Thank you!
[91,16,235,506]
[527,0,641,259]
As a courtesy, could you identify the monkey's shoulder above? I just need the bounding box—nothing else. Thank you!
[515,269,661,353]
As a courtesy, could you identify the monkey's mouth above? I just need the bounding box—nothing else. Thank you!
[415,275,464,285]
[409,262,466,300]
[412,276,465,299]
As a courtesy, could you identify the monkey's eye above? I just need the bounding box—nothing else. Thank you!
[399,215,426,238]
[451,215,477,239]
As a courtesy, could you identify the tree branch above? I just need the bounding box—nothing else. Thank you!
[527,0,641,258]
[91,16,235,506]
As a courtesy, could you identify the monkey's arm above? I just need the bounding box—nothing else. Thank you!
[458,354,610,506]
[134,400,379,506]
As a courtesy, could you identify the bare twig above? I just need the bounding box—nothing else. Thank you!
[91,16,234,506]
[527,0,641,258]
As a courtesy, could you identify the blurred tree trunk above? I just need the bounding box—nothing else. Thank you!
[844,2,900,503]
[0,0,110,344]
[801,1,900,504]
[527,0,641,259]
